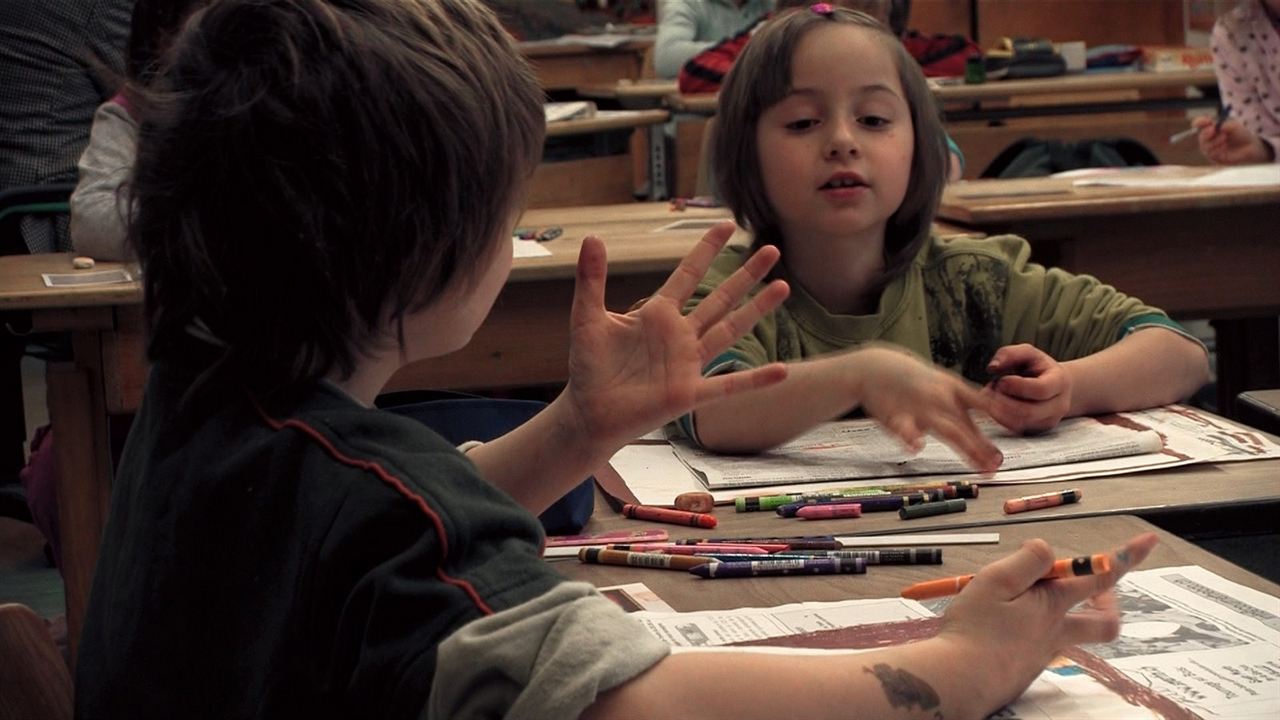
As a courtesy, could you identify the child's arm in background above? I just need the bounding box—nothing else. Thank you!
[467,222,790,514]
[581,532,1158,720]
[692,343,1002,473]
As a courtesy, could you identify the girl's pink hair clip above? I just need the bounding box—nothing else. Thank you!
[810,2,835,15]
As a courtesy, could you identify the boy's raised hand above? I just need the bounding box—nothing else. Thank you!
[937,532,1159,714]
[563,221,790,453]
[984,344,1071,434]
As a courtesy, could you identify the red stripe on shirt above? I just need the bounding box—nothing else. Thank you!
[254,403,495,616]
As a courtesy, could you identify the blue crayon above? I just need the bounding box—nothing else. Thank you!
[689,557,867,578]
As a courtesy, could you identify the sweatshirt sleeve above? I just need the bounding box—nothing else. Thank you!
[70,101,138,261]
[426,581,670,720]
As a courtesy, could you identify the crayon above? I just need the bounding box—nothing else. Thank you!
[796,503,862,520]
[900,553,1112,599]
[1003,488,1082,515]
[545,529,669,547]
[777,493,927,517]
[673,536,841,550]
[735,481,978,512]
[690,557,867,578]
[621,503,717,529]
[899,498,967,520]
[608,543,773,555]
[697,549,942,564]
[578,547,714,572]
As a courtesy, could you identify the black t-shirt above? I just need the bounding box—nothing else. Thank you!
[75,359,564,719]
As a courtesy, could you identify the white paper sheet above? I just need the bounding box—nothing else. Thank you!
[610,406,1280,505]
[671,415,1164,490]
[511,237,552,258]
[634,566,1280,719]
[1072,163,1280,188]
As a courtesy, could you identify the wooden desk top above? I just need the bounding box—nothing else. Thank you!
[518,38,653,59]
[578,80,679,108]
[932,69,1217,104]
[546,109,669,137]
[0,203,733,311]
[937,171,1280,226]
[555,514,1280,609]
[666,69,1219,117]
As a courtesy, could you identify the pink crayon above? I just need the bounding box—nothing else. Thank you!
[611,543,773,555]
[795,503,863,520]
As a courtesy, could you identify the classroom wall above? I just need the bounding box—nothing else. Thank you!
[911,0,1187,48]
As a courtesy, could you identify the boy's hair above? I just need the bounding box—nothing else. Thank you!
[713,6,947,279]
[129,0,545,395]
[125,0,208,85]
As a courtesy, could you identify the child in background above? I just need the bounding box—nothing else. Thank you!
[654,0,775,79]
[1194,0,1280,164]
[75,1,1157,718]
[70,0,209,260]
[684,6,1209,460]
[679,0,966,181]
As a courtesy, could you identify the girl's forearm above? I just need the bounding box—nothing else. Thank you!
[1064,328,1210,417]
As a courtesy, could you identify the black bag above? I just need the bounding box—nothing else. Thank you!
[980,137,1160,178]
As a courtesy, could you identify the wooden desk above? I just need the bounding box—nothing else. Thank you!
[937,172,1280,412]
[556,514,1280,608]
[536,110,671,207]
[519,39,652,91]
[578,80,678,110]
[665,71,1218,119]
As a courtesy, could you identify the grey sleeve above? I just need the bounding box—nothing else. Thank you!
[654,1,712,78]
[70,102,137,261]
[426,581,670,720]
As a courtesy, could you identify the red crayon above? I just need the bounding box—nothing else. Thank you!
[622,503,718,529]
[795,503,863,520]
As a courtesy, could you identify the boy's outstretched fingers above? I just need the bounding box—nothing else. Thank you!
[652,221,739,304]
[572,235,610,320]
[697,362,789,404]
[684,243,781,335]
[696,278,789,362]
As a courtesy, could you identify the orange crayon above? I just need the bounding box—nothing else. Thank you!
[900,553,1112,600]
[1003,488,1081,515]
[622,503,718,529]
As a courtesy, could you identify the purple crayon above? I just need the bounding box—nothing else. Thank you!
[689,557,867,578]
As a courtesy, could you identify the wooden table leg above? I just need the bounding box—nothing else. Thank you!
[46,332,114,668]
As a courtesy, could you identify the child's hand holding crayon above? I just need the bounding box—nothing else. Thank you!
[983,344,1072,434]
[935,532,1159,713]
[1193,116,1275,165]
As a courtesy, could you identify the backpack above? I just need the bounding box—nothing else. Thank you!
[980,137,1161,178]
[901,31,980,77]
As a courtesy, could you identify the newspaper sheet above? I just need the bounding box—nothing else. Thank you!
[609,405,1280,504]
[631,566,1280,719]
[671,413,1165,490]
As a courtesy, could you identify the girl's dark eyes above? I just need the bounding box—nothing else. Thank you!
[860,115,891,128]
[785,119,818,131]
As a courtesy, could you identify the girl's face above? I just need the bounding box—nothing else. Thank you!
[755,23,914,249]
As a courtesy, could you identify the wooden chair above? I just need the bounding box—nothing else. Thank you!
[0,603,72,720]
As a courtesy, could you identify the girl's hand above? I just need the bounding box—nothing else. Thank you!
[1194,117,1274,165]
[984,344,1072,434]
[562,221,790,456]
[937,532,1159,715]
[852,346,1003,474]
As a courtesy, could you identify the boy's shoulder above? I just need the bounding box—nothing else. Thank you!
[917,233,1031,270]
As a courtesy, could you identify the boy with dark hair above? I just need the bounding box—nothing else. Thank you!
[76,1,1156,718]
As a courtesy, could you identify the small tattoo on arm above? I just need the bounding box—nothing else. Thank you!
[865,663,944,719]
